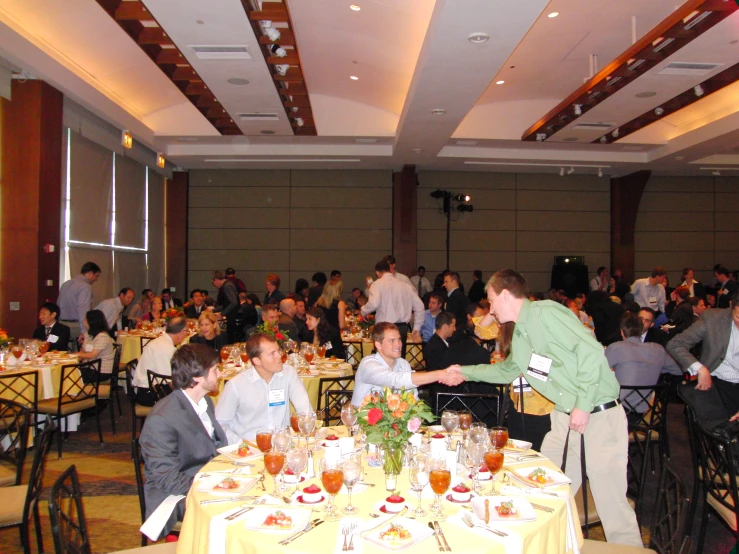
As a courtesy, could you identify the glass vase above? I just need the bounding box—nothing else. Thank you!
[383,444,404,491]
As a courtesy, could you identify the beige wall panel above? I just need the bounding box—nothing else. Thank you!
[416,188,516,210]
[291,187,391,209]
[188,228,290,250]
[418,171,516,190]
[517,210,610,232]
[715,251,739,266]
[516,191,609,212]
[418,230,516,252]
[715,177,739,193]
[715,212,739,231]
[415,251,449,274]
[635,250,715,276]
[517,231,609,252]
[290,169,392,188]
[189,207,290,229]
[517,251,610,274]
[638,192,713,212]
[636,232,713,252]
[449,252,517,274]
[635,211,713,232]
[645,176,713,193]
[417,209,515,231]
[289,229,392,251]
[189,169,290,188]
[715,193,739,212]
[189,186,290,208]
[189,249,289,271]
[524,272,554,294]
[516,173,609,192]
[290,250,389,272]
[290,208,391,229]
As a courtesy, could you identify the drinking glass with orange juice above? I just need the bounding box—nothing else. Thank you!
[263,449,285,496]
[316,344,327,359]
[429,457,452,519]
[219,346,230,363]
[320,457,344,521]
[490,426,509,449]
[484,447,505,495]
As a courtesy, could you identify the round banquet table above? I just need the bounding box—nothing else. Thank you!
[175,427,583,554]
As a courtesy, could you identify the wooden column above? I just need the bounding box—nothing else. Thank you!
[166,171,189,297]
[611,170,651,282]
[392,164,418,276]
[0,80,63,337]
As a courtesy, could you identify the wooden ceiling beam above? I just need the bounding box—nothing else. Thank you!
[156,49,187,64]
[215,118,235,127]
[284,99,311,108]
[185,82,209,95]
[279,83,308,96]
[171,66,200,82]
[258,31,295,45]
[249,11,290,23]
[196,94,220,108]
[285,107,313,118]
[266,54,300,64]
[114,2,154,21]
[207,106,230,119]
[273,68,304,81]
[137,27,173,46]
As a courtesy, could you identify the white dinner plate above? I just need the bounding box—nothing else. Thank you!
[242,507,311,533]
[195,476,257,496]
[470,495,537,523]
[511,466,571,488]
[503,439,533,452]
[216,443,263,463]
[363,517,433,551]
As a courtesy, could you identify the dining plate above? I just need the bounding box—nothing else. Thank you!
[242,506,311,532]
[363,517,433,551]
[195,476,257,496]
[470,496,537,523]
[503,439,533,452]
[216,443,263,463]
[511,466,572,488]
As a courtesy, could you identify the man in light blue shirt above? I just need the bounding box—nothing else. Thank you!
[631,267,667,315]
[420,293,444,343]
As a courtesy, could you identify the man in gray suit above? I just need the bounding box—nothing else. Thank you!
[668,292,739,428]
[139,343,226,539]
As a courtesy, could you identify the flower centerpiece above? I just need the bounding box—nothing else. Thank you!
[256,320,289,348]
[358,387,435,488]
[163,307,185,322]
[0,328,12,348]
[357,313,374,332]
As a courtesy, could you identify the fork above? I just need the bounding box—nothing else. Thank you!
[460,513,508,537]
[225,497,266,521]
[348,523,357,551]
[342,526,350,551]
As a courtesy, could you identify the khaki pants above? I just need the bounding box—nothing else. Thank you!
[541,405,643,547]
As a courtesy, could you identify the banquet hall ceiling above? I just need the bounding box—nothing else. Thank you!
[1,0,739,177]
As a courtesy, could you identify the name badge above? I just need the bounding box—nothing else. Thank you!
[527,353,552,382]
[649,296,657,305]
[324,341,332,350]
[268,388,286,407]
[48,334,59,344]
[513,376,532,393]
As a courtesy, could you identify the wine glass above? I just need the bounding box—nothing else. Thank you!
[285,447,309,495]
[466,442,487,495]
[256,428,273,479]
[298,411,317,448]
[316,344,327,359]
[441,410,459,448]
[409,454,430,517]
[281,349,288,364]
[10,343,24,361]
[272,427,291,492]
[484,446,505,495]
[341,454,362,514]
[219,345,230,363]
[320,457,344,521]
[458,411,472,440]
[263,449,285,497]
[490,426,509,450]
[38,341,50,355]
[469,422,488,444]
[239,346,249,367]
[428,457,452,520]
[340,403,357,436]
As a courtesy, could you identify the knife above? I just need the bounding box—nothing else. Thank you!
[359,506,408,537]
[282,520,325,545]
[428,522,444,551]
[199,495,260,505]
[279,518,319,545]
[434,521,451,552]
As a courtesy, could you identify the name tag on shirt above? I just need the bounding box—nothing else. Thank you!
[513,376,532,393]
[325,341,332,350]
[268,388,286,407]
[527,353,552,382]
[48,334,59,344]
[649,296,657,305]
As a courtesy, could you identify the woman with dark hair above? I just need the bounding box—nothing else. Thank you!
[305,307,346,360]
[264,273,285,305]
[246,294,262,325]
[680,267,705,298]
[295,278,310,302]
[77,309,115,383]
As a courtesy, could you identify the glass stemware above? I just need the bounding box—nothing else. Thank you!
[441,410,460,448]
[272,427,291,492]
[285,447,309,495]
[341,454,362,514]
[298,411,317,448]
[219,345,230,363]
[239,346,249,366]
[484,446,505,495]
[340,403,358,436]
[10,343,24,361]
[320,457,344,521]
[316,344,327,359]
[256,428,273,479]
[458,411,472,440]
[469,422,488,444]
[490,426,509,449]
[409,454,430,517]
[263,449,285,497]
[466,442,487,494]
[428,457,451,520]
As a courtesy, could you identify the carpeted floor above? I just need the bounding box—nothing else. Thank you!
[2,398,737,553]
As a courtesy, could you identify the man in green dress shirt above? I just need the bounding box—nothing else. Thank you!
[448,269,642,547]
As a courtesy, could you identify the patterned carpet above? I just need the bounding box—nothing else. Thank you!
[2,398,738,553]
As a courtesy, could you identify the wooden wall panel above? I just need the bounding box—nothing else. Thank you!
[166,171,188,298]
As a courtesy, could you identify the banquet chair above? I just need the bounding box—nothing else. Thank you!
[0,420,55,554]
[0,370,39,430]
[147,371,173,402]
[97,343,124,436]
[139,336,153,352]
[36,360,104,459]
[323,390,354,426]
[316,376,355,421]
[0,400,31,487]
[436,388,509,427]
[649,459,692,554]
[125,360,151,440]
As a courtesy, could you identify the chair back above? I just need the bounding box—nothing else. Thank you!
[48,464,91,554]
[323,390,354,426]
[316,376,355,416]
[0,399,31,486]
[125,359,139,403]
[139,336,153,351]
[649,460,691,554]
[147,370,173,401]
[620,382,668,432]
[111,343,123,379]
[694,419,739,526]
[57,361,101,413]
[436,388,509,427]
[25,421,56,526]
[132,438,147,524]
[0,370,39,425]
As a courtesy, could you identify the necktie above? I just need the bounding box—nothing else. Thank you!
[45,327,51,338]
[417,279,422,297]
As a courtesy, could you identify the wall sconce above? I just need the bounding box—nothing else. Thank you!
[157,153,166,168]
[122,130,133,149]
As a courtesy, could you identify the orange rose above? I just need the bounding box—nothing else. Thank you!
[399,402,409,412]
[361,394,372,407]
[387,394,401,411]
[392,409,404,418]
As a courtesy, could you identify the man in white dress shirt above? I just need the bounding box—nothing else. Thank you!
[216,332,311,443]
[410,266,432,298]
[383,254,412,285]
[631,267,667,315]
[351,322,464,406]
[134,317,190,406]
[590,267,609,292]
[96,288,135,332]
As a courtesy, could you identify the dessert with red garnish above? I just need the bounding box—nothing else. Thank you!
[384,493,406,513]
[283,467,299,483]
[324,434,340,446]
[262,510,293,528]
[495,500,519,518]
[431,433,445,439]
[237,439,250,458]
[526,467,552,485]
[213,477,239,490]
[378,524,412,547]
[301,483,323,503]
[451,483,472,502]
[475,466,492,481]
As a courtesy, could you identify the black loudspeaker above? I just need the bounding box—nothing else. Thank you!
[551,264,589,297]
[553,255,585,265]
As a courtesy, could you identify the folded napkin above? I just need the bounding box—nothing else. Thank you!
[140,494,185,541]
[448,511,523,554]
[334,517,365,554]
[208,505,254,554]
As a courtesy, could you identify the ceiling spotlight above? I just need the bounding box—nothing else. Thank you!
[295,118,304,127]
[157,153,166,169]
[411,148,423,154]
[612,128,619,138]
[227,77,250,85]
[468,32,490,44]
[713,170,721,176]
[536,133,547,142]
[452,194,471,202]
[457,204,474,213]
[694,84,704,97]
[598,167,603,178]
[548,12,559,18]
[431,109,446,115]
[599,136,607,144]
[269,44,287,57]
[350,4,361,10]
[559,167,565,177]
[263,26,281,42]
[350,75,359,80]
[121,130,133,149]
[291,107,298,112]
[567,166,575,175]
[496,80,505,85]
[655,106,664,116]
[275,64,290,76]
[573,104,582,116]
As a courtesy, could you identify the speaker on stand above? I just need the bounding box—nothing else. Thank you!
[550,256,589,298]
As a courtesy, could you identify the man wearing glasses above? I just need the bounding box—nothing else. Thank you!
[638,307,669,347]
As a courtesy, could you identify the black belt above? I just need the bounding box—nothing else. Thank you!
[394,322,409,326]
[591,399,620,414]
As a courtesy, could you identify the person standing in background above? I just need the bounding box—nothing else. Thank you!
[56,261,101,350]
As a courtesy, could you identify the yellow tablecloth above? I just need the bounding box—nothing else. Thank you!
[176,428,583,554]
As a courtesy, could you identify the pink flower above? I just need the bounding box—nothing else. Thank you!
[407,417,421,433]
[367,408,383,426]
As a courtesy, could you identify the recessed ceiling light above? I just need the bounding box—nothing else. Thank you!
[468,32,490,44]
[548,12,559,18]
[350,75,359,80]
[227,77,250,85]
[411,148,423,154]
[196,19,205,25]
[675,156,685,160]
[260,130,276,135]
[350,4,361,11]
[431,109,446,115]
[634,91,656,98]
[496,80,505,85]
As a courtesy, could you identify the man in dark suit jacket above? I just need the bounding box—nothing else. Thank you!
[639,307,670,347]
[307,272,327,308]
[423,312,455,370]
[139,343,227,539]
[668,293,739,429]
[32,301,70,351]
[161,288,183,310]
[467,270,485,303]
[716,267,739,309]
[443,272,469,343]
[183,289,207,319]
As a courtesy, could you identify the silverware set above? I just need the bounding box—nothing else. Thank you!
[199,495,259,506]
[460,513,508,537]
[279,518,325,545]
[225,497,267,521]
[428,521,451,551]
[341,523,357,551]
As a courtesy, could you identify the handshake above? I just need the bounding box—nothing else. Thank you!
[436,365,465,387]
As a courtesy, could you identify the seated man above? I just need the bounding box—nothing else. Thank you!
[277,298,300,343]
[216,332,311,443]
[420,293,443,343]
[139,343,226,539]
[423,311,455,370]
[351,322,463,406]
[234,292,258,341]
[32,301,70,351]
[184,289,207,319]
[639,307,670,347]
[134,317,189,406]
[605,313,683,422]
